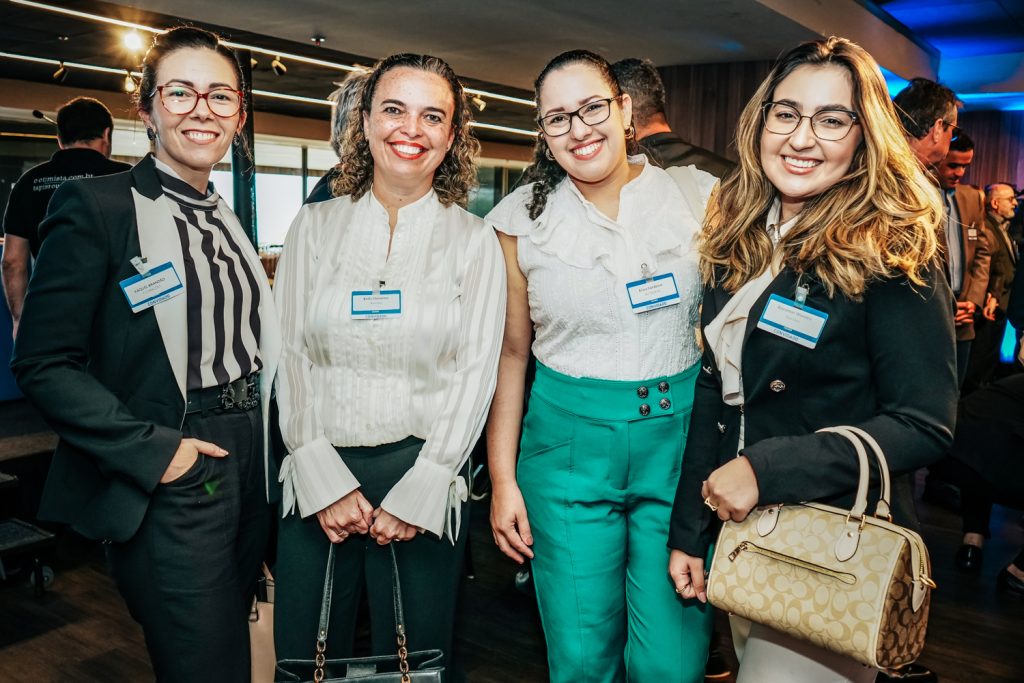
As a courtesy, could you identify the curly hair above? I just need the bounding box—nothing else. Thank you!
[700,37,942,298]
[330,53,480,207]
[521,49,635,220]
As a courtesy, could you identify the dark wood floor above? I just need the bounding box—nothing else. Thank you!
[0,400,1021,681]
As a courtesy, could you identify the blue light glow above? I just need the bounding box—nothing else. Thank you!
[999,321,1019,364]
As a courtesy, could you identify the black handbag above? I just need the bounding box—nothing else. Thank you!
[275,543,444,683]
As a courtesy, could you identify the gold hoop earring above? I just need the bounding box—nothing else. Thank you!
[625,124,636,140]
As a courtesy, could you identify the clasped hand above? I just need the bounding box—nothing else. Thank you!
[316,490,420,545]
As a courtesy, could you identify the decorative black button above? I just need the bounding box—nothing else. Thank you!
[637,386,649,399]
[658,381,670,393]
[639,403,651,416]
[659,398,671,410]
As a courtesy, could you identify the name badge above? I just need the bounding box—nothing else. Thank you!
[119,262,183,313]
[626,273,681,313]
[967,227,978,241]
[351,290,402,319]
[757,293,828,349]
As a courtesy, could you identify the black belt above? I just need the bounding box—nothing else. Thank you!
[185,373,261,415]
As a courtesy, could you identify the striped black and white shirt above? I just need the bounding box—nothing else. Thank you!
[154,159,262,390]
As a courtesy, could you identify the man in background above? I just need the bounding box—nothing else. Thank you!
[894,77,960,169]
[2,96,130,337]
[935,133,990,388]
[964,183,1019,391]
[611,58,734,178]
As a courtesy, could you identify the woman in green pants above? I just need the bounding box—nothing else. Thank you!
[486,49,715,683]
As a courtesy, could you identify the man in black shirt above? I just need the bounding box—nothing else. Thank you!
[611,58,734,179]
[2,97,130,336]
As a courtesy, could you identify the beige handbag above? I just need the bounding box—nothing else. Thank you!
[250,563,276,683]
[707,426,936,671]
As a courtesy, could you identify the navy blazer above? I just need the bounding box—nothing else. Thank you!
[669,263,957,557]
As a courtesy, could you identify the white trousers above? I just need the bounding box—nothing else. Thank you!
[731,616,878,683]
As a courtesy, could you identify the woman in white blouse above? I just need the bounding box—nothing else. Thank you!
[486,50,715,683]
[273,53,505,677]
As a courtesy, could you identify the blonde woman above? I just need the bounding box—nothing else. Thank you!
[667,37,955,681]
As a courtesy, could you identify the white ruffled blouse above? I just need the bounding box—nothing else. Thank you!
[273,188,506,541]
[486,157,717,380]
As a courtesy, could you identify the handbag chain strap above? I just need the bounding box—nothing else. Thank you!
[312,543,411,683]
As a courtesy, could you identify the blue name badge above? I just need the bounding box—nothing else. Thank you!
[626,273,681,313]
[351,290,402,319]
[119,262,183,313]
[757,293,828,349]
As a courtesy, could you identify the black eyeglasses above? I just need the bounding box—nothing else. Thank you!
[943,121,961,142]
[156,84,243,117]
[537,96,621,137]
[762,102,860,141]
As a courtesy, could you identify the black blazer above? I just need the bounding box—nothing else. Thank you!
[669,264,957,557]
[11,156,280,543]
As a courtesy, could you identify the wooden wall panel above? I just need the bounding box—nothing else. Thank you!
[959,111,1024,190]
[658,61,773,162]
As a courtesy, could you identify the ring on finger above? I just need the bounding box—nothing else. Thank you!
[704,496,718,512]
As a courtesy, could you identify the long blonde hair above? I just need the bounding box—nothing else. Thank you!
[701,37,941,298]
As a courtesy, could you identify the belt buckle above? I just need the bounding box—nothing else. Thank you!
[220,375,260,411]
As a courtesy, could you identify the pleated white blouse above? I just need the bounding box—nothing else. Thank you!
[274,188,506,541]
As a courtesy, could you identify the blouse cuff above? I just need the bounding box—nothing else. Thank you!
[277,435,360,518]
[380,457,468,543]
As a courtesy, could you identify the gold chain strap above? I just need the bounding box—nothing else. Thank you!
[397,624,411,683]
[313,636,326,683]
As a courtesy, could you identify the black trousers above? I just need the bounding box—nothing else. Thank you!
[274,437,467,682]
[107,405,271,683]
[945,416,1024,538]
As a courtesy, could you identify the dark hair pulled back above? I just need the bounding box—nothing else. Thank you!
[136,26,246,117]
[523,49,628,220]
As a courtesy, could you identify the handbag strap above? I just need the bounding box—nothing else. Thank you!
[816,426,872,520]
[837,425,893,520]
[312,543,412,683]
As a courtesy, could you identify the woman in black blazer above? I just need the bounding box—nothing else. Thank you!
[11,27,279,682]
[667,38,956,681]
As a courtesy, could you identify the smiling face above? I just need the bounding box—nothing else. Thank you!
[760,64,863,221]
[363,66,455,196]
[139,47,244,191]
[537,62,632,190]
[936,148,974,190]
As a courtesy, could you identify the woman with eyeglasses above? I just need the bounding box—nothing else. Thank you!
[12,27,279,682]
[667,38,955,681]
[486,49,716,682]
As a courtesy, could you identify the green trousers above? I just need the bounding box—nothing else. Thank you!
[518,362,712,683]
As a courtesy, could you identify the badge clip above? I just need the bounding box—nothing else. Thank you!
[130,256,150,276]
[373,279,384,295]
[794,273,809,306]
[640,263,653,282]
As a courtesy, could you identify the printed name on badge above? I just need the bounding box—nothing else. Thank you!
[351,290,403,319]
[626,273,681,314]
[119,262,184,313]
[756,293,828,349]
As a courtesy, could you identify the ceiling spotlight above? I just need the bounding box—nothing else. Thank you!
[57,35,69,42]
[250,57,258,69]
[52,61,67,82]
[471,95,486,112]
[310,35,326,47]
[271,56,286,76]
[123,31,144,52]
[123,70,137,93]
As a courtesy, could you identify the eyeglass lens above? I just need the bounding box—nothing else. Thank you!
[160,85,241,116]
[763,103,856,141]
[540,99,613,136]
